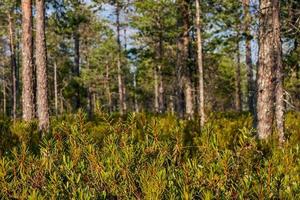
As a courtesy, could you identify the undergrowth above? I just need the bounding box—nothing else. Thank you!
[0,112,299,199]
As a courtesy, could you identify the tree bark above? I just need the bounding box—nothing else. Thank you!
[54,62,58,115]
[257,0,276,139]
[243,0,255,115]
[158,37,164,113]
[2,67,7,116]
[155,38,164,114]
[35,0,49,131]
[60,89,64,114]
[181,0,194,119]
[7,12,18,121]
[154,66,159,113]
[176,38,184,117]
[21,0,34,121]
[273,0,285,142]
[73,32,81,110]
[116,1,126,115]
[195,0,205,126]
[235,32,242,112]
[133,73,139,113]
[105,64,112,112]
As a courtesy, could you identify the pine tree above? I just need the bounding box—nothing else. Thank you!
[21,0,34,121]
[35,0,49,131]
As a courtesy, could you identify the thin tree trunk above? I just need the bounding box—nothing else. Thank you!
[155,38,164,113]
[256,0,276,139]
[158,37,164,113]
[273,0,285,142]
[54,62,58,115]
[16,22,21,110]
[123,84,127,113]
[235,33,242,112]
[2,67,6,116]
[195,0,205,126]
[36,0,49,131]
[176,38,184,117]
[181,0,193,118]
[60,89,64,114]
[243,0,255,115]
[116,1,125,115]
[88,88,93,118]
[105,64,112,112]
[8,12,17,121]
[154,66,159,113]
[133,73,139,113]
[21,0,34,121]
[159,68,164,113]
[73,32,80,110]
[169,96,175,114]
[184,79,194,118]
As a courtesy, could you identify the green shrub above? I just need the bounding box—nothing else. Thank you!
[0,111,299,199]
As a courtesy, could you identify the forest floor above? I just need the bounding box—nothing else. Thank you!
[0,111,300,199]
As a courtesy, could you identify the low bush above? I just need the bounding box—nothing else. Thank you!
[0,112,299,199]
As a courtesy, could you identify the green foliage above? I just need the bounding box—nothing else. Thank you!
[0,112,299,199]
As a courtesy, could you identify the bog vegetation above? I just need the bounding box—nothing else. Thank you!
[0,0,299,199]
[0,111,300,199]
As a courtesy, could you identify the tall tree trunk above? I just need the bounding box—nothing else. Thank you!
[155,39,164,113]
[21,0,34,121]
[273,0,285,142]
[158,37,164,113]
[195,0,205,126]
[16,22,21,110]
[2,67,7,116]
[116,1,126,115]
[159,68,164,113]
[243,0,255,115]
[133,73,139,113]
[36,0,49,131]
[60,89,64,114]
[54,62,58,115]
[73,32,80,110]
[256,0,276,139]
[8,12,18,121]
[181,0,194,119]
[154,66,159,113]
[235,33,242,112]
[105,64,112,112]
[176,38,184,117]
[88,88,93,118]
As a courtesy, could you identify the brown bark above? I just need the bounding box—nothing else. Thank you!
[195,0,205,126]
[235,33,242,112]
[35,0,49,131]
[257,0,278,139]
[273,0,285,142]
[181,0,194,118]
[243,0,255,115]
[21,0,34,121]
[7,12,18,121]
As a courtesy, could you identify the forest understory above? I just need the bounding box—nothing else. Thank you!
[0,111,299,199]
